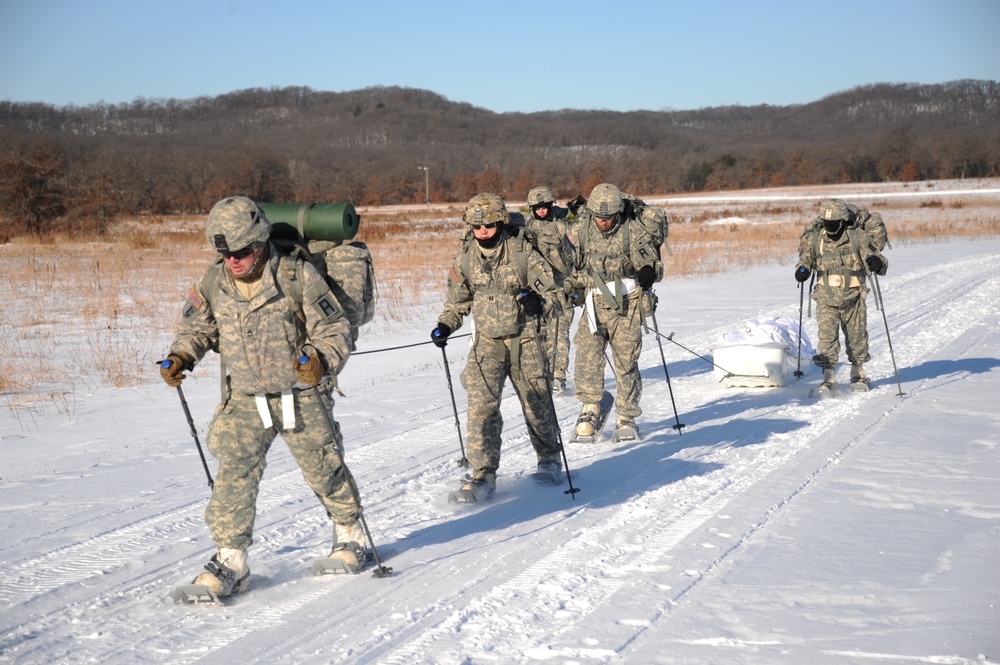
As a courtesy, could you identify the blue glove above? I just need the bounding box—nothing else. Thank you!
[431,323,451,348]
[795,266,811,283]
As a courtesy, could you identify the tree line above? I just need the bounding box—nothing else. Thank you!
[1,80,998,238]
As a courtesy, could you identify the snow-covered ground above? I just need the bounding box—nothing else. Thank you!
[2,205,999,663]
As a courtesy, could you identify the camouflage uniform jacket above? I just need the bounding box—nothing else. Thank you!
[797,206,889,306]
[171,243,353,395]
[438,230,557,339]
[571,212,664,310]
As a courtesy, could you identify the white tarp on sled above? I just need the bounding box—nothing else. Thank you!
[707,317,816,388]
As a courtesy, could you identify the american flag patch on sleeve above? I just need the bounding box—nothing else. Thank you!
[187,288,203,310]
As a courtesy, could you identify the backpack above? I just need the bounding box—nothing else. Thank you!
[302,239,377,337]
[621,192,670,254]
[458,211,572,289]
[575,192,670,272]
[502,211,575,287]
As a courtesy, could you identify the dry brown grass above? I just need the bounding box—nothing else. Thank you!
[2,183,998,423]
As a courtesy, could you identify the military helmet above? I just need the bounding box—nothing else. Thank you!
[818,199,853,222]
[463,192,509,226]
[527,186,555,207]
[205,196,271,252]
[586,183,624,217]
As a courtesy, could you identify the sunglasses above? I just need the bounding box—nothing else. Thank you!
[471,222,498,231]
[219,246,256,260]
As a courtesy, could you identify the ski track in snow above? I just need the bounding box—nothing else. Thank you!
[1,238,998,664]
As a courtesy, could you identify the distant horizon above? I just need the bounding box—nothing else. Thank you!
[4,78,996,115]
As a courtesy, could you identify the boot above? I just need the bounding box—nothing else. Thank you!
[459,470,496,502]
[326,520,367,574]
[612,416,640,443]
[575,403,601,437]
[810,368,838,398]
[535,455,562,483]
[193,547,249,598]
[552,377,567,394]
[849,364,870,392]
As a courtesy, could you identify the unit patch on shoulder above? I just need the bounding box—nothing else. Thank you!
[449,266,460,283]
[316,294,341,320]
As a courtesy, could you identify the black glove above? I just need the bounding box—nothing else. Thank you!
[567,195,587,215]
[159,352,193,387]
[637,265,656,291]
[866,254,884,274]
[431,323,451,348]
[519,291,543,317]
[794,266,811,283]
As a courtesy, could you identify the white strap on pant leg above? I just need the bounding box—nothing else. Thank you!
[281,389,295,430]
[585,290,598,334]
[254,394,273,428]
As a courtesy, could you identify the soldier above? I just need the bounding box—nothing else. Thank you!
[159,196,366,598]
[795,198,889,396]
[571,183,663,442]
[525,186,575,393]
[430,193,563,502]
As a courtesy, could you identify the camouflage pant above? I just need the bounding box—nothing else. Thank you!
[460,331,561,473]
[574,292,643,418]
[812,288,870,369]
[205,389,359,550]
[542,303,575,380]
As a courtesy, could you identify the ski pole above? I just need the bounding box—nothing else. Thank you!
[794,281,805,379]
[530,313,580,499]
[439,345,470,468]
[160,359,214,490]
[870,273,905,397]
[641,293,686,434]
[300,359,392,578]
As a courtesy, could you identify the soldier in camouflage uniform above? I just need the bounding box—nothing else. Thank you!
[430,193,563,501]
[571,183,663,439]
[795,198,889,395]
[159,196,366,597]
[525,186,575,393]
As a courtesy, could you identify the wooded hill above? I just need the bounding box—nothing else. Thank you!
[1,79,998,235]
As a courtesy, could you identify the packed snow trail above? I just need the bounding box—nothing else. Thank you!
[1,238,997,664]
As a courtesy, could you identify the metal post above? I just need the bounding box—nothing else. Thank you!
[418,166,429,204]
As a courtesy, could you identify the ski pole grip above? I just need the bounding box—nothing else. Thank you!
[161,359,172,369]
[299,355,310,365]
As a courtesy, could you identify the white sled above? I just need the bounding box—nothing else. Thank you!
[708,317,815,388]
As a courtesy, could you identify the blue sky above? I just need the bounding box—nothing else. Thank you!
[2,0,998,113]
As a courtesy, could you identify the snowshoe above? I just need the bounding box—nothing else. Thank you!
[569,391,614,444]
[313,521,367,575]
[530,458,564,485]
[809,382,838,398]
[173,548,250,605]
[447,471,496,504]
[611,417,641,443]
[849,365,870,392]
[809,369,839,399]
